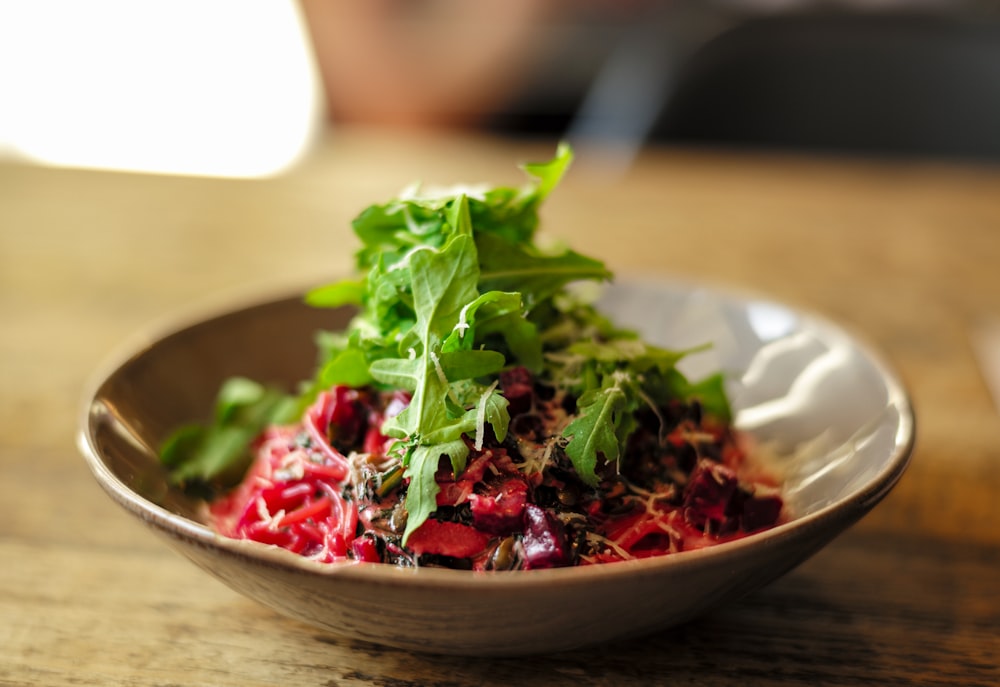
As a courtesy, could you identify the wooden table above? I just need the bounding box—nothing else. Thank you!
[2,130,998,685]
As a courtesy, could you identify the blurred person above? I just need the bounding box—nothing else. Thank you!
[298,0,667,132]
[300,0,553,129]
[298,0,991,162]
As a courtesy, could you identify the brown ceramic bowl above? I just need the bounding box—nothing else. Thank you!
[78,280,914,656]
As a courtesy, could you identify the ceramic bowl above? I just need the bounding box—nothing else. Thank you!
[78,280,915,656]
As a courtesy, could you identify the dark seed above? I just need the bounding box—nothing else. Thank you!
[557,484,580,507]
[389,502,408,533]
[488,536,518,571]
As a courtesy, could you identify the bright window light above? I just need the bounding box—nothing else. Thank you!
[0,0,322,178]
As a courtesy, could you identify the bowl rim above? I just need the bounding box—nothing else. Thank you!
[77,277,916,590]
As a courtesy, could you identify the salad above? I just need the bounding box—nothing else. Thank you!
[160,144,784,570]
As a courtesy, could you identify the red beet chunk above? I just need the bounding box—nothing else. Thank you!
[406,519,490,558]
[682,459,739,531]
[469,477,529,535]
[521,504,570,569]
[500,367,534,417]
[740,494,784,532]
[351,536,381,563]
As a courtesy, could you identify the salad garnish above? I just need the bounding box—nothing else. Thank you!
[161,144,781,567]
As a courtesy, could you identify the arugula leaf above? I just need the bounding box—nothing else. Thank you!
[350,203,507,541]
[370,350,504,391]
[553,326,724,484]
[562,375,630,486]
[380,232,480,439]
[437,349,507,380]
[474,383,510,445]
[522,141,574,202]
[477,233,612,308]
[318,347,374,388]
[304,279,365,308]
[440,290,543,372]
[402,439,468,542]
[160,377,299,488]
[368,357,422,392]
[657,369,733,422]
[401,446,441,522]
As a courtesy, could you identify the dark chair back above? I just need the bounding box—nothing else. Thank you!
[655,12,1000,162]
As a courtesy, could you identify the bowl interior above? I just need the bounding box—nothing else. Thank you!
[79,280,915,654]
[84,296,343,521]
[601,280,913,518]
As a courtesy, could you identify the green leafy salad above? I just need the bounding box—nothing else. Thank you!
[160,145,779,570]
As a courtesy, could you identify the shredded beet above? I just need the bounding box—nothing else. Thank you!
[209,423,357,562]
[682,459,740,533]
[209,378,784,570]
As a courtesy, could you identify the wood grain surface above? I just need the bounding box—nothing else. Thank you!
[2,130,998,685]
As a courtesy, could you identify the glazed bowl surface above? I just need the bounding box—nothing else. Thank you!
[78,280,914,656]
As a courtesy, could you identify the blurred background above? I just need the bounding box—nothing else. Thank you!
[2,0,999,179]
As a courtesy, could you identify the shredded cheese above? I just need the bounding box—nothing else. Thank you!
[474,380,499,450]
[586,531,634,561]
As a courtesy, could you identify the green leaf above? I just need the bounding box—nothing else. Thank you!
[437,349,506,380]
[446,192,473,239]
[401,439,469,544]
[351,201,449,269]
[159,424,206,469]
[318,348,374,388]
[214,377,271,423]
[371,350,503,396]
[520,140,573,202]
[565,337,648,365]
[380,230,481,442]
[440,290,543,372]
[476,386,510,445]
[368,357,421,391]
[305,279,365,308]
[562,381,628,486]
[478,312,543,373]
[163,425,258,485]
[409,233,480,340]
[440,291,521,352]
[159,378,298,490]
[402,445,443,544]
[679,371,733,423]
[477,233,611,307]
